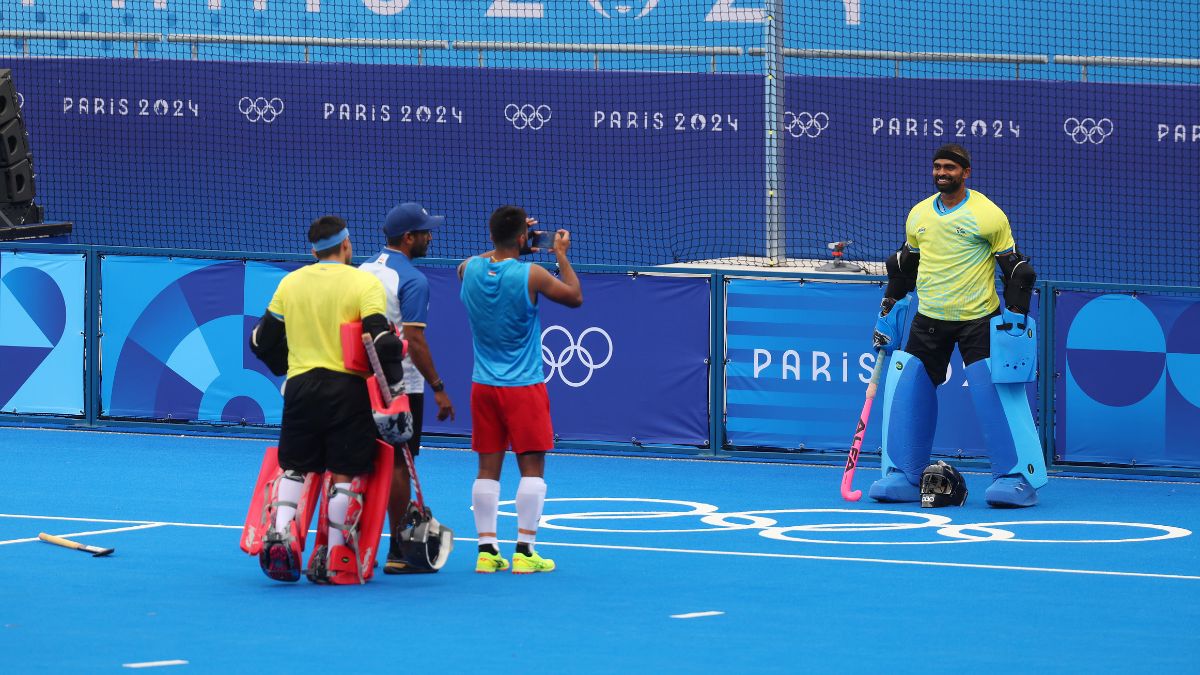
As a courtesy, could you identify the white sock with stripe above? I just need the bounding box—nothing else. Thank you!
[515,476,547,546]
[472,478,501,547]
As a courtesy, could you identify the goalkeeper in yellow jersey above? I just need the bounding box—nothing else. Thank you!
[868,144,1046,508]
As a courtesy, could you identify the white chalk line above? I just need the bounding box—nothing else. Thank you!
[4,513,1198,581]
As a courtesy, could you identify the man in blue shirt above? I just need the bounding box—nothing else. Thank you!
[361,202,457,573]
[458,205,582,574]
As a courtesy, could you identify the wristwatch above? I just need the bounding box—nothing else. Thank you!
[430,379,445,393]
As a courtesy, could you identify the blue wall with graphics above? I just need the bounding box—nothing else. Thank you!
[6,245,1200,474]
[2,58,1197,286]
[421,267,711,445]
[99,255,298,424]
[1054,291,1200,468]
[0,251,85,416]
[724,279,1038,457]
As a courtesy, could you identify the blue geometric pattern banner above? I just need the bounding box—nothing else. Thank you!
[100,256,300,424]
[1054,291,1200,467]
[0,252,85,415]
[724,279,1038,455]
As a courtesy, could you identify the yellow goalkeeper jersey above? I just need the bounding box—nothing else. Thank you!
[905,189,1015,321]
[267,261,387,379]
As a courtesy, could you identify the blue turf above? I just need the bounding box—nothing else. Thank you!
[3,427,1200,672]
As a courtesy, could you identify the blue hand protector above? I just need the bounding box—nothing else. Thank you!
[872,296,911,353]
[999,307,1027,334]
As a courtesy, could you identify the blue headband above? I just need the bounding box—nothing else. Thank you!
[311,228,349,252]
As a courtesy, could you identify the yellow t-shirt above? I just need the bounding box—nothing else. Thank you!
[905,189,1015,321]
[267,261,388,379]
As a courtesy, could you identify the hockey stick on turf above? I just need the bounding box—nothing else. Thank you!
[38,532,115,557]
[840,349,888,502]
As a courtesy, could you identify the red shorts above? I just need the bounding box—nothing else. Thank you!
[470,382,554,454]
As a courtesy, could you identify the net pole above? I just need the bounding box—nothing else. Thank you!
[764,0,785,264]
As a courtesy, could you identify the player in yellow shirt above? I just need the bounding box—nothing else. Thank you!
[868,145,1046,507]
[248,215,409,582]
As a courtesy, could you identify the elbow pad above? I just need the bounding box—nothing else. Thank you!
[362,313,406,385]
[249,312,288,376]
[996,251,1036,314]
[883,244,919,301]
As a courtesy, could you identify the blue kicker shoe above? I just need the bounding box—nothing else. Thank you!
[868,470,921,503]
[985,474,1038,508]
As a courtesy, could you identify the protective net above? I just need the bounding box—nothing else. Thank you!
[0,1,1196,285]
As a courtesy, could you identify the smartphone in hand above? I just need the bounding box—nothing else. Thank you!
[528,230,555,249]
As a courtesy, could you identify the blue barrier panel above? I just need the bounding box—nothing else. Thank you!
[422,267,710,445]
[1055,291,1200,468]
[100,255,299,424]
[724,278,1045,455]
[0,251,85,415]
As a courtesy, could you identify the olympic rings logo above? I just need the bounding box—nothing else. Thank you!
[239,96,285,123]
[505,103,552,130]
[1063,117,1113,145]
[784,111,829,138]
[496,497,1192,545]
[541,325,613,388]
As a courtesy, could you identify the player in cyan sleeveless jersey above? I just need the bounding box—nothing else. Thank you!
[458,205,582,573]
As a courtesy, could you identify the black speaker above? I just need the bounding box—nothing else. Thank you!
[0,118,30,165]
[0,70,16,127]
[0,200,42,228]
[1,158,35,202]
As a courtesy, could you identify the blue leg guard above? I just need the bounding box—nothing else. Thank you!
[869,351,937,503]
[965,359,1048,508]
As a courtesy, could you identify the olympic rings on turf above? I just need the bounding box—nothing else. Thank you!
[490,498,1193,545]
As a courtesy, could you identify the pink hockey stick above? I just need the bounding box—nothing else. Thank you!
[841,349,888,502]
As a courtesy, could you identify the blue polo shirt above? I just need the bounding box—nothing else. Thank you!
[360,248,429,393]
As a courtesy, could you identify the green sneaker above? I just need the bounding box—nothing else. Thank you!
[512,550,555,574]
[475,551,510,574]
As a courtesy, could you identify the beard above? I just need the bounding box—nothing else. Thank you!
[935,176,963,193]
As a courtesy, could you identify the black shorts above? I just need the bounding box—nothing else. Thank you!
[407,393,424,458]
[278,368,378,476]
[904,310,999,386]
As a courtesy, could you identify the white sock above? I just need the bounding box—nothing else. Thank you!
[472,479,501,546]
[327,483,351,548]
[515,476,547,545]
[273,473,306,531]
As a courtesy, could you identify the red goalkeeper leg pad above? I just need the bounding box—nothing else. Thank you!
[241,446,321,555]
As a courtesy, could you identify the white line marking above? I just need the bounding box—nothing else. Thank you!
[1,523,166,546]
[522,540,1200,581]
[123,659,188,668]
[671,611,724,619]
[5,514,1199,581]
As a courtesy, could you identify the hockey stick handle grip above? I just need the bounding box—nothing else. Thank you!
[362,334,426,510]
[361,333,394,406]
[38,532,114,556]
[840,349,888,502]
